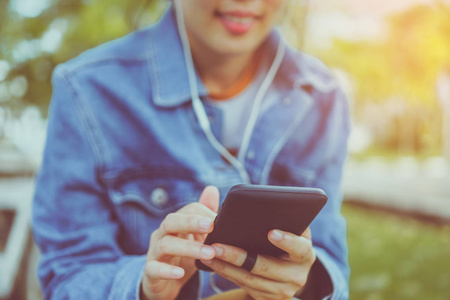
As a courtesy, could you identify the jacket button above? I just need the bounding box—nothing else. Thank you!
[150,188,168,207]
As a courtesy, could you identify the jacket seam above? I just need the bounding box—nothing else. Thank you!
[321,89,351,168]
[58,70,105,169]
[259,89,314,185]
[147,31,163,105]
[62,58,147,78]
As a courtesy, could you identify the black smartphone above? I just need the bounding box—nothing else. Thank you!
[196,184,327,272]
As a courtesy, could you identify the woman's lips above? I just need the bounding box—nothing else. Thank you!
[215,11,260,35]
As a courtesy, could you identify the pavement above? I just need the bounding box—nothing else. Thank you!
[342,156,450,220]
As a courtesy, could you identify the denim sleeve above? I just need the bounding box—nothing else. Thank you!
[32,67,146,300]
[300,87,351,300]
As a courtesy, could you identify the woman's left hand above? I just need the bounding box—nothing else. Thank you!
[201,227,316,300]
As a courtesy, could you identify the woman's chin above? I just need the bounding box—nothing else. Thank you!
[210,39,261,57]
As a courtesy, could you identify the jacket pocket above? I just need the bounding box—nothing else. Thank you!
[104,171,204,254]
[107,175,203,217]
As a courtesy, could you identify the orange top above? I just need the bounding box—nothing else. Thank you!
[209,57,259,101]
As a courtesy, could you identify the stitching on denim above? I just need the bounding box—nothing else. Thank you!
[63,57,147,77]
[57,70,104,168]
[147,30,162,104]
[259,89,314,185]
[110,192,145,204]
[322,88,351,166]
[68,75,110,170]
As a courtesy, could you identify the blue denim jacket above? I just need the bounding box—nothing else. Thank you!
[33,7,350,300]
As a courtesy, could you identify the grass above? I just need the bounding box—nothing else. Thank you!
[343,204,450,300]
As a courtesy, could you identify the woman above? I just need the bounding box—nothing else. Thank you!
[33,0,350,299]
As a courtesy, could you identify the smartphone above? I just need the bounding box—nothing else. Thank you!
[196,184,327,272]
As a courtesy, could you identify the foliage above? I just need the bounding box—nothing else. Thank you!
[1,0,167,115]
[311,3,450,156]
[317,3,450,107]
[387,3,450,105]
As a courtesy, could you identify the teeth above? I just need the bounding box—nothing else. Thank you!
[223,15,253,25]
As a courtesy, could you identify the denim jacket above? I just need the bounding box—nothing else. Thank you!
[33,6,350,300]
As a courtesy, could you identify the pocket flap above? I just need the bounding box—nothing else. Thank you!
[106,174,203,217]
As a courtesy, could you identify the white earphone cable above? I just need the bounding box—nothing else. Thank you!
[236,39,285,162]
[174,0,251,183]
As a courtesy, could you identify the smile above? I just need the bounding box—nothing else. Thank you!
[222,15,254,25]
[215,11,262,35]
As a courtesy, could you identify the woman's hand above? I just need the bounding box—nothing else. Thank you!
[140,186,220,300]
[201,227,316,300]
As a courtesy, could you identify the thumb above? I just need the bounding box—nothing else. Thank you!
[301,226,312,240]
[199,186,220,213]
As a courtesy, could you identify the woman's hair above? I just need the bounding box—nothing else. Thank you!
[132,0,159,29]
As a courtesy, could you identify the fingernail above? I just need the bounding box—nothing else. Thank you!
[213,245,223,257]
[202,259,212,265]
[172,268,184,278]
[201,246,215,259]
[199,219,212,231]
[270,230,283,241]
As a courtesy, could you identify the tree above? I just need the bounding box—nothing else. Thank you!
[313,3,450,155]
[1,0,166,116]
[317,3,450,106]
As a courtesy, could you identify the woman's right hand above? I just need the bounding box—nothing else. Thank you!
[140,186,220,300]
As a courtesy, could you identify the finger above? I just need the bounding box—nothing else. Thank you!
[212,243,247,267]
[198,185,220,213]
[155,235,215,260]
[212,243,305,284]
[201,259,297,298]
[158,213,214,236]
[268,230,316,265]
[144,260,185,280]
[177,202,217,219]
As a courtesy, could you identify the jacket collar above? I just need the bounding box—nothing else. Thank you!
[146,7,208,108]
[145,6,330,108]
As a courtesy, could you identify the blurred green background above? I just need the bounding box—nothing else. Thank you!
[344,204,450,300]
[1,0,450,299]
